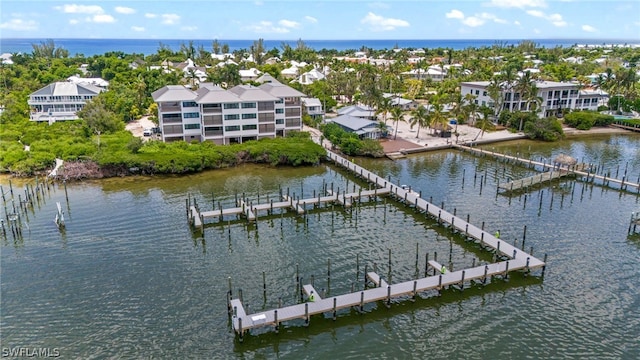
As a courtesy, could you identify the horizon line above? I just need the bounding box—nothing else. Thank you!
[3,37,639,42]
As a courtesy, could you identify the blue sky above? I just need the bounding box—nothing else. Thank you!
[1,0,639,40]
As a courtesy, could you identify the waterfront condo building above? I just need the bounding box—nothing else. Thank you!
[28,82,104,124]
[460,80,608,118]
[152,81,305,143]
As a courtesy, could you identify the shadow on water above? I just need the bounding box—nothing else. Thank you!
[232,272,543,351]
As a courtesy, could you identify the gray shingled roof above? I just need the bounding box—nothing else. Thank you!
[258,82,306,98]
[330,115,379,132]
[194,85,241,103]
[337,105,376,118]
[151,85,197,102]
[228,85,280,102]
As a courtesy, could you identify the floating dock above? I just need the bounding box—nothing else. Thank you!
[226,149,547,339]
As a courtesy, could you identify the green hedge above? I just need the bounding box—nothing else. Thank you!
[563,111,614,130]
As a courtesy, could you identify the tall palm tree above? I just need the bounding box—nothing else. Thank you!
[390,106,405,140]
[409,105,429,138]
[429,95,448,137]
[463,93,478,125]
[376,96,393,125]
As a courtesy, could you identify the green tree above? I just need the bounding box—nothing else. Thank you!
[409,105,429,138]
[390,106,405,140]
[77,96,124,135]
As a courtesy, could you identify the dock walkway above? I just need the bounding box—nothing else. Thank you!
[454,144,640,192]
[228,149,546,338]
[188,187,391,228]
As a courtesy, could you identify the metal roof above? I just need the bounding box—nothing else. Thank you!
[151,85,197,102]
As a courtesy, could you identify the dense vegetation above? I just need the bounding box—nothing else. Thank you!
[320,123,385,158]
[563,111,614,130]
[0,117,324,177]
[498,111,565,141]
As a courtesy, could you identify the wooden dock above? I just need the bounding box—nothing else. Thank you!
[188,187,391,229]
[498,168,581,192]
[454,144,640,192]
[228,149,547,339]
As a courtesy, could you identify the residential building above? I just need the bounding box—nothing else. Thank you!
[383,93,418,111]
[28,82,104,123]
[239,68,262,82]
[460,80,608,118]
[337,104,377,120]
[301,97,324,120]
[152,79,305,144]
[328,115,382,139]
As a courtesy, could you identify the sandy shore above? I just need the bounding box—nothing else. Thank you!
[380,117,635,155]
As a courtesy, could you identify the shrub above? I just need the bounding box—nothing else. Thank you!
[564,111,614,130]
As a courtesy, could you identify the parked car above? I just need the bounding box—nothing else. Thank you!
[143,128,152,136]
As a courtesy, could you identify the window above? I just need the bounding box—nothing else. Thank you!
[224,103,239,109]
[225,114,240,120]
[275,108,284,114]
[242,124,257,130]
[475,90,479,95]
[561,90,568,97]
[225,125,240,131]
[276,119,284,124]
[184,123,200,130]
[184,112,200,118]
[482,91,487,96]
[182,101,197,108]
[591,98,598,104]
[242,113,257,119]
[203,103,221,109]
[241,102,256,109]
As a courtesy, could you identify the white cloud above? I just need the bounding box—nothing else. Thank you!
[526,10,566,27]
[514,20,521,26]
[582,24,597,32]
[360,12,409,31]
[144,13,157,18]
[115,7,135,15]
[0,18,38,31]
[479,12,507,24]
[462,17,485,27]
[305,16,318,23]
[92,14,115,23]
[446,9,465,19]
[447,10,506,27]
[533,28,541,34]
[161,14,180,25]
[279,19,300,28]
[526,10,545,17]
[69,19,79,25]
[181,26,198,31]
[55,4,104,14]
[369,2,390,9]
[485,0,547,8]
[131,26,145,32]
[245,21,290,34]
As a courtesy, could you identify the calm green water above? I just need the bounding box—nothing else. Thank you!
[2,134,640,359]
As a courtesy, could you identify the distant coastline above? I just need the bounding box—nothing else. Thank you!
[2,38,639,57]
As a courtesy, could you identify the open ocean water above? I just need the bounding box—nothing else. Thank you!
[2,38,638,57]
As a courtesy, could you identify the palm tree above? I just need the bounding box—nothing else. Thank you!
[376,96,393,125]
[429,95,448,137]
[463,93,478,125]
[409,105,429,138]
[390,106,405,140]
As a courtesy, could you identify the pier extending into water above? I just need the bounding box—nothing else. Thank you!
[225,149,547,340]
[454,144,640,193]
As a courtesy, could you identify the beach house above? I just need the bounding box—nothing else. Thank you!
[28,82,105,123]
[460,80,608,118]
